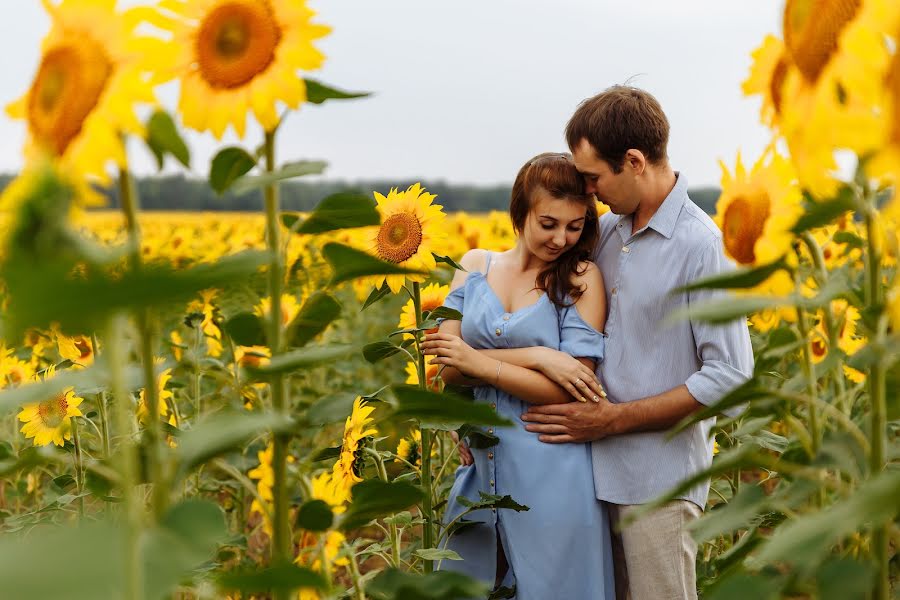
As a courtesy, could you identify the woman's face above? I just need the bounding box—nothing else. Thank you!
[522,187,588,262]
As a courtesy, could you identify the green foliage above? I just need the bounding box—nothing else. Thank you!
[209,147,257,195]
[340,479,424,531]
[145,110,191,170]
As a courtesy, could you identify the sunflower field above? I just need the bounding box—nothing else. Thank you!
[0,1,898,599]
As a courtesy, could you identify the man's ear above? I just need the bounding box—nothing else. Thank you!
[624,149,646,176]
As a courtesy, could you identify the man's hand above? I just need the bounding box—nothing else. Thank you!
[533,348,607,403]
[451,431,473,466]
[521,398,621,443]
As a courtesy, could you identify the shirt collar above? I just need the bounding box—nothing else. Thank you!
[645,172,688,239]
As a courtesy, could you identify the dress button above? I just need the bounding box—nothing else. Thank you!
[502,314,510,321]
[488,452,494,460]
[495,328,502,336]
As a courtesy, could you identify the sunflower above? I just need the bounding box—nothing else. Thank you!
[809,300,866,382]
[0,346,35,388]
[56,331,95,368]
[742,0,887,197]
[17,365,84,447]
[234,344,271,368]
[309,470,345,514]
[360,183,449,294]
[6,0,157,191]
[397,282,449,339]
[395,429,436,469]
[137,366,174,423]
[295,528,348,600]
[187,289,223,357]
[248,441,294,535]
[742,35,791,128]
[714,151,804,270]
[254,293,302,329]
[154,0,330,138]
[331,397,377,502]
[404,361,442,392]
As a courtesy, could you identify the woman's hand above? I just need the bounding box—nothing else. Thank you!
[422,332,491,381]
[535,348,607,403]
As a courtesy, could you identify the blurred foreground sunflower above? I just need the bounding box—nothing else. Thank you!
[6,0,156,192]
[155,0,330,138]
[714,152,803,271]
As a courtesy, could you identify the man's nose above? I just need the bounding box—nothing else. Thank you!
[585,180,597,194]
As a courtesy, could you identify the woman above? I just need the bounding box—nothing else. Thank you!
[421,152,615,599]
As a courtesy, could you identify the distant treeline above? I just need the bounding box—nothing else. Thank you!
[0,173,721,215]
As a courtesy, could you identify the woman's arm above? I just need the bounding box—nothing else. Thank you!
[425,330,593,405]
[433,249,488,387]
[475,347,604,402]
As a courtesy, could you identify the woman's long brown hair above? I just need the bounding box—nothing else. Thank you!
[509,152,599,308]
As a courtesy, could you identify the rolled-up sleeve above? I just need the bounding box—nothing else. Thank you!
[683,240,754,417]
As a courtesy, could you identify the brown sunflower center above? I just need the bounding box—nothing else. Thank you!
[38,394,69,428]
[770,54,790,115]
[722,193,771,265]
[75,338,92,360]
[196,1,281,89]
[783,0,861,84]
[376,213,423,263]
[27,39,112,156]
[811,336,827,358]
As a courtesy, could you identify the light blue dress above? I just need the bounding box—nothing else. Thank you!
[440,252,615,600]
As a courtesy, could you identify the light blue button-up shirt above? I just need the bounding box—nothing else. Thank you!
[592,173,753,509]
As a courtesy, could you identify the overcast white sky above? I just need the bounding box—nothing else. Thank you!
[0,1,781,187]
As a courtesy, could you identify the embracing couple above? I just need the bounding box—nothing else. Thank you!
[421,86,753,600]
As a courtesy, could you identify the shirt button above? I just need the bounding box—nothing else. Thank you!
[491,402,497,409]
[502,314,510,321]
[488,428,494,434]
[495,328,502,336]
[490,479,495,487]
[622,246,630,253]
[611,287,617,295]
[488,452,494,460]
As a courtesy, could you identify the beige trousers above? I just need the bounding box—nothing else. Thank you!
[608,500,702,600]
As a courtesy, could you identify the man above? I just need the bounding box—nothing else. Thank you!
[520,86,754,599]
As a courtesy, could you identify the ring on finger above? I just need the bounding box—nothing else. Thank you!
[575,378,583,386]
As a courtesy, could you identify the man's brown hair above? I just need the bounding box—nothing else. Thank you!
[565,85,670,174]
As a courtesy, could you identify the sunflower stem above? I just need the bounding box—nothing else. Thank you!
[91,333,112,461]
[792,257,820,460]
[263,130,292,589]
[70,416,85,519]
[368,446,401,567]
[106,314,144,600]
[118,165,167,520]
[863,197,889,600]
[798,231,848,413]
[413,282,436,571]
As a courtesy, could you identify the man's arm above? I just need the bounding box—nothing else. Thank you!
[521,384,701,443]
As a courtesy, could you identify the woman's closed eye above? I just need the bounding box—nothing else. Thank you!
[541,224,583,232]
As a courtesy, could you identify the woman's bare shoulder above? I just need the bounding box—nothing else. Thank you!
[458,248,489,273]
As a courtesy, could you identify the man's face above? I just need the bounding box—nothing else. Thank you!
[572,138,638,216]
